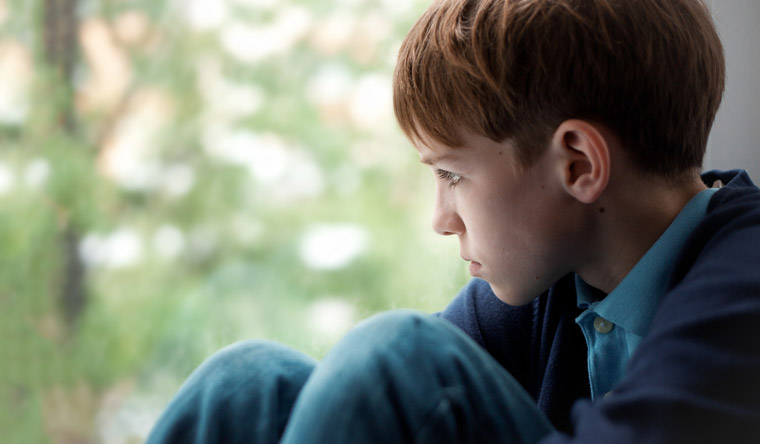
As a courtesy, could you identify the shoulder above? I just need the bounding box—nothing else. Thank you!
[656,169,760,356]
[554,171,760,443]
[701,168,760,216]
[669,169,760,288]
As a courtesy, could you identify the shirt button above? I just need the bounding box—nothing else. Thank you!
[593,316,614,334]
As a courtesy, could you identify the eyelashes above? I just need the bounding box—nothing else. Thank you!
[437,169,462,187]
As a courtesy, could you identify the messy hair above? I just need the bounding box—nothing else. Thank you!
[393,0,725,181]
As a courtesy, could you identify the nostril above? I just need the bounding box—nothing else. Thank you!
[432,214,464,237]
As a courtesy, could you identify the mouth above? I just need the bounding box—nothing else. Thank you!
[460,254,482,276]
[468,260,482,277]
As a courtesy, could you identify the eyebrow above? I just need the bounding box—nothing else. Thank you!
[419,153,456,165]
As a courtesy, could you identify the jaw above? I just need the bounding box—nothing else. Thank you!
[487,274,556,306]
[483,220,589,307]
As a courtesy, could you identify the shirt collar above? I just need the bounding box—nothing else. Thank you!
[576,187,718,336]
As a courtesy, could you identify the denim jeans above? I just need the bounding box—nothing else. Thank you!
[145,310,555,444]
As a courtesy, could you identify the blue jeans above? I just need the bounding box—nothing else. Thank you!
[145,310,555,443]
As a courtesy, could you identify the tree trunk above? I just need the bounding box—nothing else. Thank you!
[42,0,87,327]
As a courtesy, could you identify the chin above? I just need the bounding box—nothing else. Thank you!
[488,281,542,307]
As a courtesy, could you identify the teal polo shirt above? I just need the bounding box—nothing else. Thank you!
[575,187,718,400]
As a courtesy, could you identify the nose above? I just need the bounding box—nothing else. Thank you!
[431,186,465,236]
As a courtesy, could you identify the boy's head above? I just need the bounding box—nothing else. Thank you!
[394,0,726,303]
[393,0,725,183]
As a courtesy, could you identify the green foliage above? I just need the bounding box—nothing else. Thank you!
[0,0,469,442]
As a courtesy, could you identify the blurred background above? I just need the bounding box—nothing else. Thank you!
[0,0,756,443]
[0,0,467,442]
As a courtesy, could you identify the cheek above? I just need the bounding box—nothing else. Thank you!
[461,189,510,236]
[482,190,563,259]
[470,199,526,256]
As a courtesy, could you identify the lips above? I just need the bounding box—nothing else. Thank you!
[461,253,482,276]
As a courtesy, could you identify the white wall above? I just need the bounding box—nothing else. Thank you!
[706,0,760,177]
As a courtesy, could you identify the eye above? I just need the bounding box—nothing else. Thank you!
[436,169,462,187]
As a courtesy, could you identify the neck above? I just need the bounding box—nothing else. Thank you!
[577,172,707,294]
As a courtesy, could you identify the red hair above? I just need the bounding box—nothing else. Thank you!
[393,0,725,181]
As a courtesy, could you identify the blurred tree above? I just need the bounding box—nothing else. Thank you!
[0,0,468,442]
[42,0,88,328]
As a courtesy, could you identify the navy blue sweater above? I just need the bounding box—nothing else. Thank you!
[437,170,760,443]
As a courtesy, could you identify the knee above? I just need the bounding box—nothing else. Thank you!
[353,309,451,343]
[150,341,316,444]
[194,340,283,373]
[304,311,476,402]
[186,340,315,391]
[326,310,456,365]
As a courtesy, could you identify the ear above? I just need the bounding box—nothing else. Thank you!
[550,119,611,204]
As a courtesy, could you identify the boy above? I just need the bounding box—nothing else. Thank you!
[146,0,760,442]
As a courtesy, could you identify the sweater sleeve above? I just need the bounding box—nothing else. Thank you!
[543,180,760,443]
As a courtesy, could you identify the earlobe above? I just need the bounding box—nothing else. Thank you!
[551,120,611,204]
